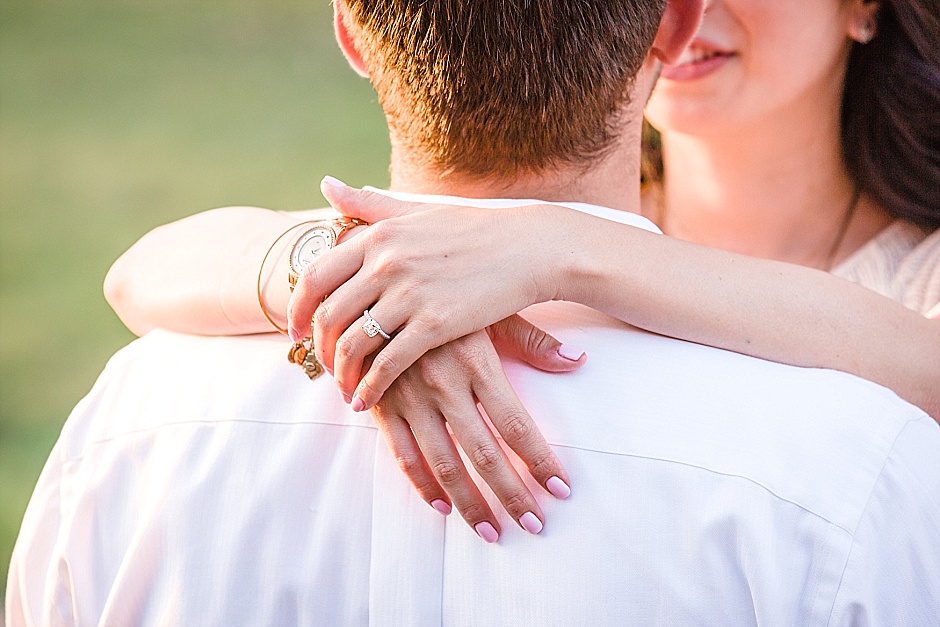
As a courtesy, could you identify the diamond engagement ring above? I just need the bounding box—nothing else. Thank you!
[362,309,391,340]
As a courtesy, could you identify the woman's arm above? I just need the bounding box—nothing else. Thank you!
[104,205,580,538]
[104,206,342,336]
[569,216,940,420]
[299,183,940,420]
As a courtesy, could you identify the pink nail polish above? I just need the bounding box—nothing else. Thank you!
[430,499,452,516]
[322,175,348,189]
[519,512,543,534]
[288,327,302,343]
[350,397,365,412]
[557,344,585,361]
[475,522,499,543]
[546,476,571,499]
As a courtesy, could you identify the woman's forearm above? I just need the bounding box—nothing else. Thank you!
[559,210,940,420]
[104,206,339,336]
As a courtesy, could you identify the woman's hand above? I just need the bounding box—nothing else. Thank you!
[369,316,580,542]
[289,179,576,409]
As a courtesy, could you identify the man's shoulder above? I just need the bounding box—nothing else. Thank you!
[513,301,938,534]
[58,330,372,460]
[67,321,938,538]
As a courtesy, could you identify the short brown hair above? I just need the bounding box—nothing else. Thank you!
[341,0,666,178]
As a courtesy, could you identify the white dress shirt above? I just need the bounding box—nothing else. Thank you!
[7,198,940,626]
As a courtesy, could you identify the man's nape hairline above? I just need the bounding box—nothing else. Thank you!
[340,0,667,178]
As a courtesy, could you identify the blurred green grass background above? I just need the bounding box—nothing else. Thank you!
[0,0,389,595]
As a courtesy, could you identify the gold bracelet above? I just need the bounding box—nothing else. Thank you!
[256,220,319,335]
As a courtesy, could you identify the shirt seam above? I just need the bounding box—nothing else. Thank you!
[72,415,909,540]
[549,441,858,535]
[76,417,862,534]
[823,418,918,626]
[68,416,379,456]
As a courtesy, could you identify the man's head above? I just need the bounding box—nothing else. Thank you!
[334,0,702,185]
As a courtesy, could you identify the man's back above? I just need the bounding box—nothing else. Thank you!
[9,209,940,625]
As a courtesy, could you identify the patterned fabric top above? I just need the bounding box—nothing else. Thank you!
[833,221,940,318]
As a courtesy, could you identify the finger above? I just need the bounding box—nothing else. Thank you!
[488,314,586,373]
[370,404,452,516]
[334,307,406,405]
[320,177,429,221]
[351,323,443,411]
[472,366,571,501]
[287,241,366,343]
[311,274,382,378]
[441,392,546,535]
[408,409,502,542]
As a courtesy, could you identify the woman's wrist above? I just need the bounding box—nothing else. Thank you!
[257,218,370,332]
[545,207,644,312]
[518,203,597,306]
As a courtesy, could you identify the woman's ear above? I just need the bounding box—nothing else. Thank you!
[650,0,705,65]
[334,0,370,78]
[846,0,882,44]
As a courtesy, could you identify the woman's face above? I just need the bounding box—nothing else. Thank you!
[645,0,862,138]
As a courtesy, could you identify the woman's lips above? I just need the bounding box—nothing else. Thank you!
[660,42,735,81]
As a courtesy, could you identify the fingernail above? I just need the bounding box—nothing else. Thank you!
[546,476,571,499]
[430,499,452,516]
[321,175,348,189]
[340,390,351,404]
[519,512,543,534]
[475,522,499,543]
[557,344,585,361]
[288,326,302,343]
[351,396,365,412]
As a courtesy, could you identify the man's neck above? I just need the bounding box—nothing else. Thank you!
[386,124,642,214]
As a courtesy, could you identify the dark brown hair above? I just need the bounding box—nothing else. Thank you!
[842,0,940,230]
[341,0,667,178]
[643,0,940,232]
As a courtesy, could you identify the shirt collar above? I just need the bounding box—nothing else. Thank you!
[362,187,662,234]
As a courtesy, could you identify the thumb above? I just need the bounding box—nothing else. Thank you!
[487,314,586,373]
[320,176,426,222]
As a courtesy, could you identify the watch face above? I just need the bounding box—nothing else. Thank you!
[290,225,336,275]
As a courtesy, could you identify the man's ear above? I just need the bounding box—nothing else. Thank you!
[334,0,370,78]
[650,0,705,65]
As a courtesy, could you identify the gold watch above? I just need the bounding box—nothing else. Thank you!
[288,217,367,290]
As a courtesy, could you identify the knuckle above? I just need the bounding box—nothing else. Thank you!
[432,459,465,486]
[458,502,489,524]
[367,219,393,245]
[524,323,554,356]
[372,251,400,275]
[500,411,534,444]
[395,452,424,477]
[468,443,503,474]
[415,356,451,392]
[300,264,321,291]
[421,309,449,334]
[527,450,558,478]
[455,337,488,365]
[335,334,360,361]
[355,376,382,404]
[371,351,401,380]
[312,303,332,332]
[502,492,532,517]
[413,477,441,499]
